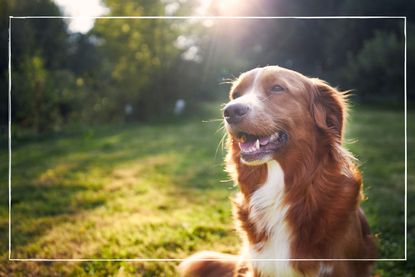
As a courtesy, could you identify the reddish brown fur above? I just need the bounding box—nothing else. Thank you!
[179,66,377,277]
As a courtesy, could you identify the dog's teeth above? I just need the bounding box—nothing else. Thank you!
[255,139,260,149]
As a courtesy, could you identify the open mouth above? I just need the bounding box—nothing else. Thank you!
[236,131,288,163]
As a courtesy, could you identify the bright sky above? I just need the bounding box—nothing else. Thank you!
[52,0,247,34]
[53,0,109,33]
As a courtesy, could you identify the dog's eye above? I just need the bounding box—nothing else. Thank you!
[232,91,241,99]
[270,85,284,93]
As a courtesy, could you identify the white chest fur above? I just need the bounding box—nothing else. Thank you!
[248,160,299,277]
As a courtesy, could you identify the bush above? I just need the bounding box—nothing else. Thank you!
[342,31,404,102]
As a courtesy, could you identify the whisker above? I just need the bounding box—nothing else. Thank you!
[219,76,237,85]
[215,131,227,158]
[219,178,233,183]
[202,118,223,123]
[215,125,225,135]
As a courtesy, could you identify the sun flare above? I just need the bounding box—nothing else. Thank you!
[197,0,251,16]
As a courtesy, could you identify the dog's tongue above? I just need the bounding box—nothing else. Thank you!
[259,136,270,145]
[239,135,271,151]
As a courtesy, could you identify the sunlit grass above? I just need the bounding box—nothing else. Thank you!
[0,104,413,276]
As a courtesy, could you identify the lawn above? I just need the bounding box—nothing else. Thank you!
[0,103,413,276]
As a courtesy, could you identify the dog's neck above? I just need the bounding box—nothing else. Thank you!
[232,142,361,274]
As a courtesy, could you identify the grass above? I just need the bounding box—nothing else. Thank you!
[0,103,413,276]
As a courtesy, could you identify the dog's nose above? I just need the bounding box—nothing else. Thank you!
[223,103,250,124]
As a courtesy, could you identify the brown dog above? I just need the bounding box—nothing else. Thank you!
[180,66,377,277]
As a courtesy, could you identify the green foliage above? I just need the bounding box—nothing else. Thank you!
[13,54,87,132]
[92,13,182,119]
[342,31,404,101]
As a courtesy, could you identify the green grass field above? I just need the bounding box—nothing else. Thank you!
[0,103,413,276]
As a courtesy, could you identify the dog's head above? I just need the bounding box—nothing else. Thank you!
[223,66,347,166]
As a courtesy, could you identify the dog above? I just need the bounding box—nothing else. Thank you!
[179,66,377,277]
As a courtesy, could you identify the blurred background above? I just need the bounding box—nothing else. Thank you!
[0,0,414,276]
[0,0,412,132]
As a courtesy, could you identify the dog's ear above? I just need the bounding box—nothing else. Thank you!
[310,79,347,140]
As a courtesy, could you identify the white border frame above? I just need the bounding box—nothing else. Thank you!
[8,15,407,262]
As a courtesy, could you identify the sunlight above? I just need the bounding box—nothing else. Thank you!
[196,0,251,15]
[53,0,109,33]
[217,0,246,14]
